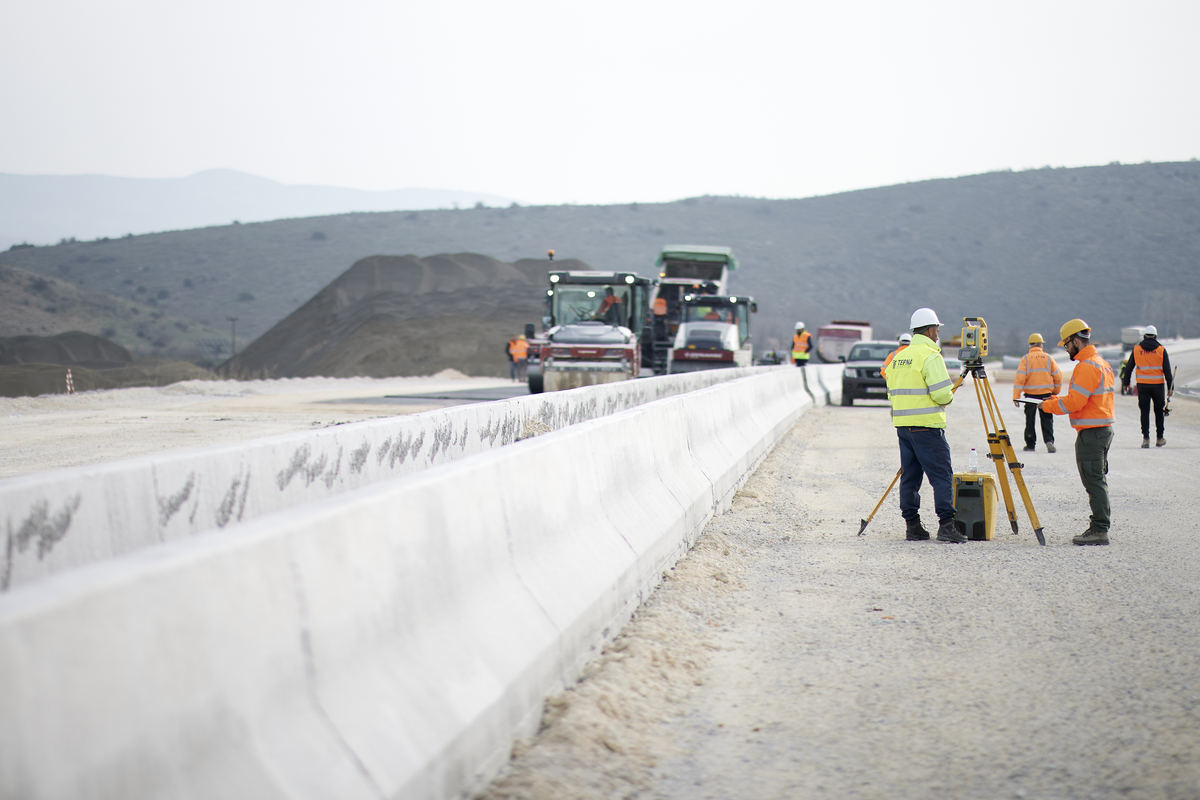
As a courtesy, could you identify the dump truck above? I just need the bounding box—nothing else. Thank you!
[524,270,654,393]
[816,320,873,363]
[647,245,738,373]
[666,294,757,374]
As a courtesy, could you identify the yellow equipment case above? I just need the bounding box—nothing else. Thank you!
[953,472,997,541]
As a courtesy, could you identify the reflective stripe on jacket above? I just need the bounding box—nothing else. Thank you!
[1012,345,1063,400]
[1042,344,1115,430]
[1132,342,1165,384]
[792,331,812,361]
[885,333,954,428]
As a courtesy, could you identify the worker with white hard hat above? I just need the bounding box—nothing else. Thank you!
[1120,324,1174,448]
[884,307,963,543]
[1012,332,1062,453]
[791,321,812,367]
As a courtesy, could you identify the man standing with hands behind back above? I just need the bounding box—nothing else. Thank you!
[1041,318,1116,546]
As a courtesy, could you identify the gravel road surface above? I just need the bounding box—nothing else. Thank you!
[481,375,1200,800]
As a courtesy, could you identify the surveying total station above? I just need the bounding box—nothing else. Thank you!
[858,316,1046,546]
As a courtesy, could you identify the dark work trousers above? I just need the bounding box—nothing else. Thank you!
[896,426,955,523]
[1022,392,1055,447]
[1137,383,1167,439]
[1075,426,1114,534]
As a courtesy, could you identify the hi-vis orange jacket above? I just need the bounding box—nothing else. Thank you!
[1130,342,1165,384]
[507,337,528,360]
[1012,345,1062,401]
[1042,344,1115,430]
[792,331,812,362]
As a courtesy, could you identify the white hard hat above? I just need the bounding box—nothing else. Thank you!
[899,333,912,344]
[909,307,942,330]
[795,321,805,329]
[1145,325,1158,337]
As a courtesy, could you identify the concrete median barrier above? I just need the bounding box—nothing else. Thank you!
[1,366,815,592]
[0,364,841,800]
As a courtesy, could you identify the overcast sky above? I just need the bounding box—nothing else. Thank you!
[3,0,1198,205]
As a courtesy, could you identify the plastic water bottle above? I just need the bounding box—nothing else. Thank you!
[968,448,978,472]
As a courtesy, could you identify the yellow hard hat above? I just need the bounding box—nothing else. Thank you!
[1058,318,1090,345]
[1028,332,1044,345]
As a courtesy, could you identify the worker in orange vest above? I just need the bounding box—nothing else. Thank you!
[1012,332,1063,453]
[506,334,529,382]
[1120,325,1173,447]
[1041,318,1116,546]
[880,332,911,379]
[791,322,812,367]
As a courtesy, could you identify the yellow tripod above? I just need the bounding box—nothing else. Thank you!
[950,362,1046,545]
[858,317,1046,546]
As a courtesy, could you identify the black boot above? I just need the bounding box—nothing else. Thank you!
[905,517,930,541]
[936,518,966,543]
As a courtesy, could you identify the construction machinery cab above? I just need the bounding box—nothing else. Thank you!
[667,294,757,374]
[649,245,739,373]
[525,270,654,393]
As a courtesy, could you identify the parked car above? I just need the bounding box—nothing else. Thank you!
[840,340,899,406]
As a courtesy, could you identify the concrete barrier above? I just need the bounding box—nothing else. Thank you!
[0,365,837,800]
[1,366,796,592]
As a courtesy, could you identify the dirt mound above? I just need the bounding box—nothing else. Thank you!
[0,360,214,398]
[0,330,133,367]
[225,253,591,379]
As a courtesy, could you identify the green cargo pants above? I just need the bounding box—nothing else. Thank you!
[1075,426,1114,533]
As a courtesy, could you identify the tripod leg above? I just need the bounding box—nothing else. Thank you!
[977,374,1046,546]
[974,375,1021,534]
[858,467,902,536]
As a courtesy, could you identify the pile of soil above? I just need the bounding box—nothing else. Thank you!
[224,253,591,379]
[0,331,214,398]
[0,331,132,367]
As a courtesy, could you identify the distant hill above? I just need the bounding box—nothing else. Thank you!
[0,169,516,249]
[226,254,590,379]
[4,162,1199,372]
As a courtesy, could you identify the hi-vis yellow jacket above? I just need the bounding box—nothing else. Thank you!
[885,333,954,428]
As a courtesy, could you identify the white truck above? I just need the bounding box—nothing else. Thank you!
[816,320,873,363]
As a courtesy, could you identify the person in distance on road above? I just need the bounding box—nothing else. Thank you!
[885,307,963,543]
[791,322,812,367]
[1041,318,1116,546]
[1121,325,1174,448]
[1012,332,1063,453]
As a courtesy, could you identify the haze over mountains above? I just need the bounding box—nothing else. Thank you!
[3,161,1199,378]
[0,170,515,250]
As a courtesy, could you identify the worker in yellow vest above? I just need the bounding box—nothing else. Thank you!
[791,322,812,367]
[1012,332,1063,453]
[885,307,963,543]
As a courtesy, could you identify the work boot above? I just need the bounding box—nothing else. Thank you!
[1072,529,1110,546]
[1141,438,1150,449]
[936,519,966,543]
[1046,442,1056,453]
[1023,444,1035,452]
[1156,437,1166,447]
[905,518,931,541]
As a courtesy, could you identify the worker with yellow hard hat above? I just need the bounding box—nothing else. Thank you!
[1012,332,1063,453]
[1041,318,1116,545]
